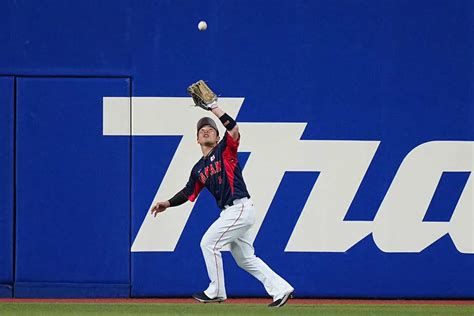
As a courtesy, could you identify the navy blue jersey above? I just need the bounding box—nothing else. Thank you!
[182,132,250,209]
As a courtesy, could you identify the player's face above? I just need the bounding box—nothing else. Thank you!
[197,125,219,146]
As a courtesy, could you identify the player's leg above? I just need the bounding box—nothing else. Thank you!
[199,203,252,300]
[228,201,294,306]
[229,229,294,301]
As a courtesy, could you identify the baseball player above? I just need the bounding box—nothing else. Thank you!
[151,81,294,307]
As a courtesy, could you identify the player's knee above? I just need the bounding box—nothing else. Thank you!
[200,238,213,251]
[235,259,247,269]
[236,256,256,269]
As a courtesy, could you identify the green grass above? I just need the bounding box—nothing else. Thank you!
[0,303,473,316]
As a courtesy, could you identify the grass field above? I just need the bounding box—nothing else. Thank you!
[0,302,473,316]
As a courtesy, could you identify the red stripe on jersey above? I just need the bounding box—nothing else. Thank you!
[222,133,239,194]
[226,131,240,148]
[188,180,204,202]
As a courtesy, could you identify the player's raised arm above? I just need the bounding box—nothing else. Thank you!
[211,107,239,140]
[187,80,239,140]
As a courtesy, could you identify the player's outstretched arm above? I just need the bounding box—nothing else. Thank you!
[211,106,239,140]
[151,190,189,217]
[151,201,170,217]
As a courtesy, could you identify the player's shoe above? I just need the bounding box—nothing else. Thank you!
[268,290,294,308]
[192,292,226,303]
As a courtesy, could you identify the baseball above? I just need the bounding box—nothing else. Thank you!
[198,21,207,31]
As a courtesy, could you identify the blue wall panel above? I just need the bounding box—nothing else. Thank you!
[15,77,131,298]
[0,0,133,76]
[0,77,14,298]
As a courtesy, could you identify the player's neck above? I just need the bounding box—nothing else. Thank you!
[200,144,216,158]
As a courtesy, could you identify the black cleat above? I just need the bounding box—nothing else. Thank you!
[192,292,226,304]
[268,290,294,308]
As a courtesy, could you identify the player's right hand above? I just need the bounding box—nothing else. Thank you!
[151,201,170,217]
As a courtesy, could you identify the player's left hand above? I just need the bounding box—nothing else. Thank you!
[187,80,218,111]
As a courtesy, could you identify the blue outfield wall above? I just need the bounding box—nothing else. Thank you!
[0,77,14,298]
[1,0,473,298]
[15,78,131,298]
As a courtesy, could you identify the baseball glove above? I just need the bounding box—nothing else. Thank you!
[187,80,218,111]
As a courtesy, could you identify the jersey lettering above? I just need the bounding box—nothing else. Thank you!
[199,161,221,184]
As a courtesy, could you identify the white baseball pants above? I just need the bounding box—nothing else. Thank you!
[200,197,293,300]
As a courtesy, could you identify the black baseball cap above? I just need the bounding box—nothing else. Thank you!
[197,117,219,136]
